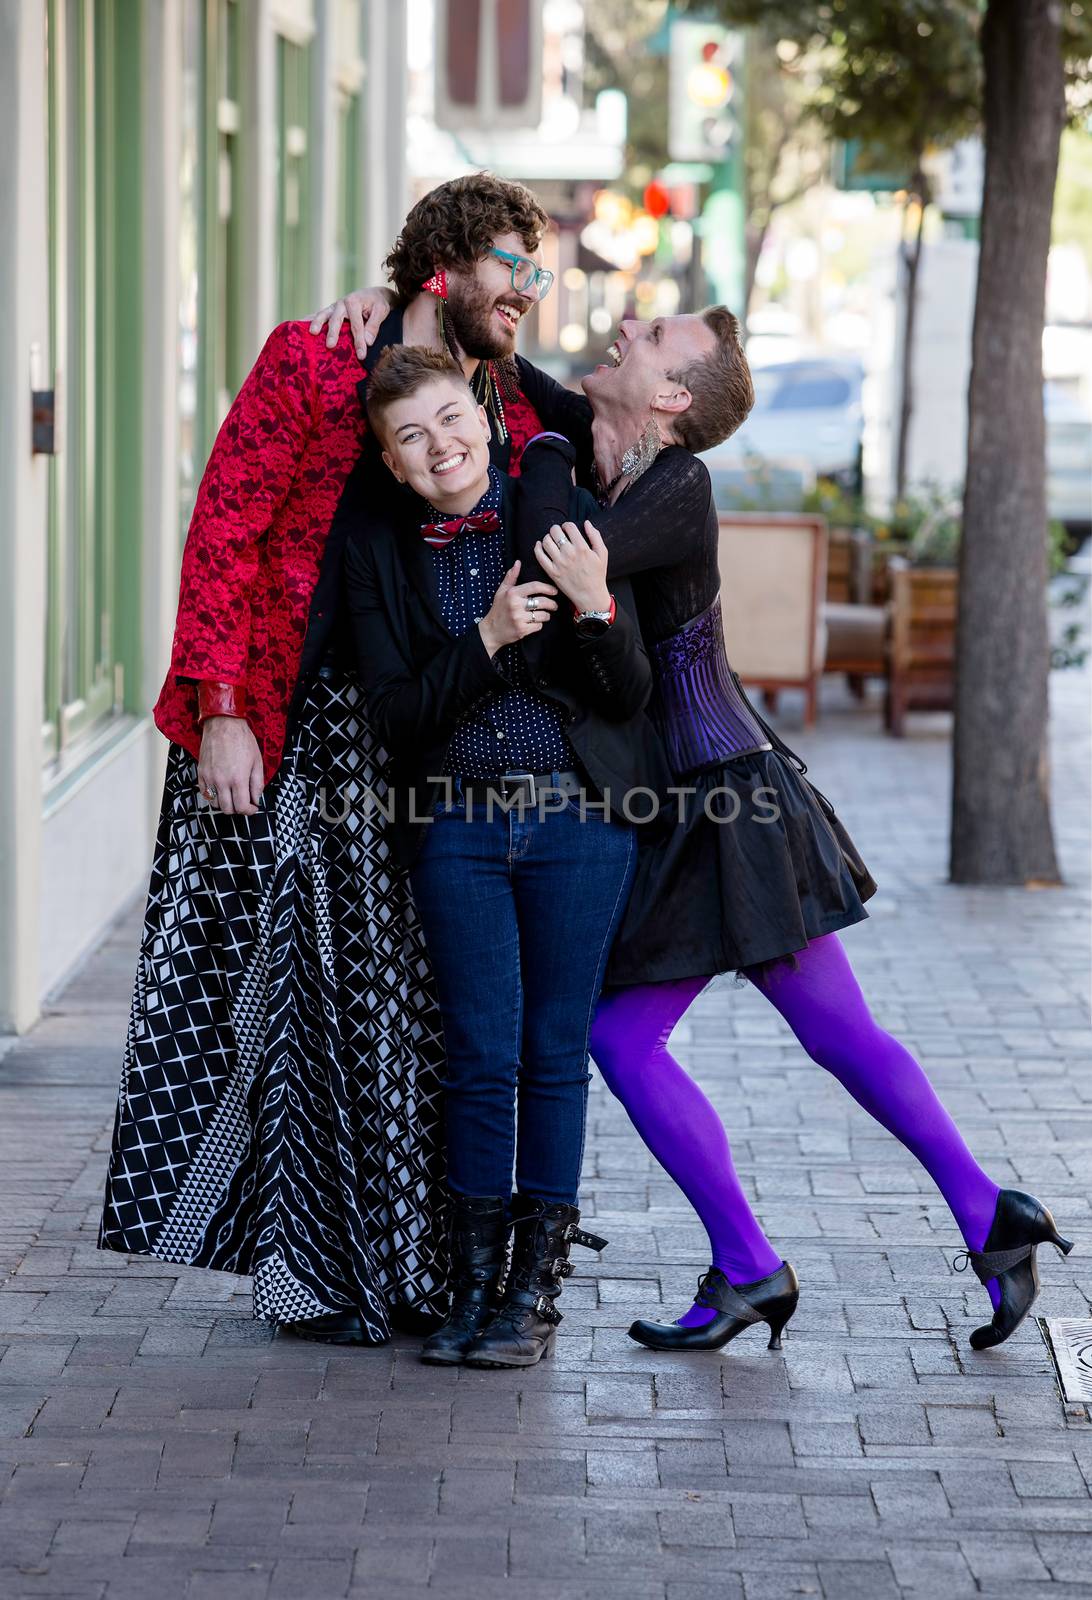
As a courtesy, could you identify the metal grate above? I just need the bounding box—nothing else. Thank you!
[1040,1318,1092,1403]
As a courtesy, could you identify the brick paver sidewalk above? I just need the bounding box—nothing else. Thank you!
[1,673,1090,1599]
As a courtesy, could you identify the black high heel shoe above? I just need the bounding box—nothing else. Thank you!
[628,1263,799,1353]
[956,1189,1074,1351]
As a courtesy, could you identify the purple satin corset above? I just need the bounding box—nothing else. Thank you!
[649,593,772,777]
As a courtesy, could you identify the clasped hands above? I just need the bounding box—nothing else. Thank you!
[478,520,610,656]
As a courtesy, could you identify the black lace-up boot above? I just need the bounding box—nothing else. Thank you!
[420,1196,510,1366]
[464,1195,607,1369]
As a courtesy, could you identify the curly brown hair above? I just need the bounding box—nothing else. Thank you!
[385,173,550,303]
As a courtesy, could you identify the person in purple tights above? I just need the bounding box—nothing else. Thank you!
[512,316,1073,1356]
[316,287,1074,1356]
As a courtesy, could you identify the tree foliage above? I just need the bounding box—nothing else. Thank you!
[687,0,1092,161]
[582,0,673,183]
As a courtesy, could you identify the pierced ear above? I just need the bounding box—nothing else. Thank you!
[381,449,404,483]
[654,386,693,417]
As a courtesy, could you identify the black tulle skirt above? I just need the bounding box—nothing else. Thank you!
[604,747,877,988]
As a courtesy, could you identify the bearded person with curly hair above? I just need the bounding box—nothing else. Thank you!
[99,174,596,1348]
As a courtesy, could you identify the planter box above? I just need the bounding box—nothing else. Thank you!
[884,560,958,736]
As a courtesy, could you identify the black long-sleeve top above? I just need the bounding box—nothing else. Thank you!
[513,358,721,645]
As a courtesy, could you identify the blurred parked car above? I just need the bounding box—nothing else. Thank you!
[1046,382,1092,535]
[702,358,865,508]
[699,458,818,515]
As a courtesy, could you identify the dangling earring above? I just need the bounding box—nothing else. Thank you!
[422,268,460,360]
[420,266,510,447]
[620,418,662,483]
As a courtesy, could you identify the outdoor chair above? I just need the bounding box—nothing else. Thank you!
[717,513,828,728]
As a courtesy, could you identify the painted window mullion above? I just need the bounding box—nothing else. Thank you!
[277,32,312,318]
[43,0,65,756]
[91,0,113,713]
[196,0,218,469]
[336,88,361,297]
[72,0,97,736]
[224,0,244,400]
[108,0,144,715]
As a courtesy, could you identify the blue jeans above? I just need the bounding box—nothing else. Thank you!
[408,777,636,1204]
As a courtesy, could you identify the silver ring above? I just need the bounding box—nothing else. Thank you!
[552,529,568,544]
[526,596,539,612]
[205,784,218,804]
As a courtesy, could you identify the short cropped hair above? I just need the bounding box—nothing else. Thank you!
[669,307,755,454]
[365,344,472,442]
[385,173,550,303]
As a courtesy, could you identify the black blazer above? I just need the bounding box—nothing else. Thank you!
[344,442,672,866]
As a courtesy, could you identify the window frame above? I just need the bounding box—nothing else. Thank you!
[43,0,138,764]
[334,2,366,299]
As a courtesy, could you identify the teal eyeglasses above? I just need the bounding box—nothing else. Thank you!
[490,248,555,300]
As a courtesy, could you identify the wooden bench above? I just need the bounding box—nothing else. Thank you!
[822,528,887,699]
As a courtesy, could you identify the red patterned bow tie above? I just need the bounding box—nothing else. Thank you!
[420,509,501,550]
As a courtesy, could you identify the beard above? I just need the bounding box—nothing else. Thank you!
[445,274,522,361]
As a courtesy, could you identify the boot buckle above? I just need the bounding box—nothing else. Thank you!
[550,1257,574,1279]
[533,1295,563,1326]
[565,1224,608,1252]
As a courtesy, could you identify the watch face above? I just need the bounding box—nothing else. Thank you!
[575,615,610,638]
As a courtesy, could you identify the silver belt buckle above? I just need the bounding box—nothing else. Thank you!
[503,770,537,806]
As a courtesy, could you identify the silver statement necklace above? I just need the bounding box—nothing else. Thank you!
[593,417,662,505]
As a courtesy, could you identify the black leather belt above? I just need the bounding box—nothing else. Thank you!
[453,768,586,810]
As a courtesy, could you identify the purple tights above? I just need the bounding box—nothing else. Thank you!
[589,933,1002,1325]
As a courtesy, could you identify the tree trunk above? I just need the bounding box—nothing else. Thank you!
[894,174,927,502]
[950,0,1064,885]
[743,217,767,324]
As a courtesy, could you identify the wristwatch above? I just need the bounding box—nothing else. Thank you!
[573,594,617,639]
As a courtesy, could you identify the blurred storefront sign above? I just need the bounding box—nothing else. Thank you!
[831,139,910,194]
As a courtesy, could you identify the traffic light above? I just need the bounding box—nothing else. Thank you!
[668,19,741,164]
[643,180,670,218]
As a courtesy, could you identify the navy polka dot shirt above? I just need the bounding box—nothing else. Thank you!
[422,466,574,778]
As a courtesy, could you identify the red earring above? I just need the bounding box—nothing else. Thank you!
[421,269,448,299]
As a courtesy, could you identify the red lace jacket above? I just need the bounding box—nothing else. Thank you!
[153,319,545,783]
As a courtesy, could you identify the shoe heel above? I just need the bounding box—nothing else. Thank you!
[764,1301,797,1352]
[1035,1205,1074,1256]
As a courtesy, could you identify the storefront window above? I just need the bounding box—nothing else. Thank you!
[43,0,122,759]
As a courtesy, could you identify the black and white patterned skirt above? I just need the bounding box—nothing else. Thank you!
[98,670,449,1341]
